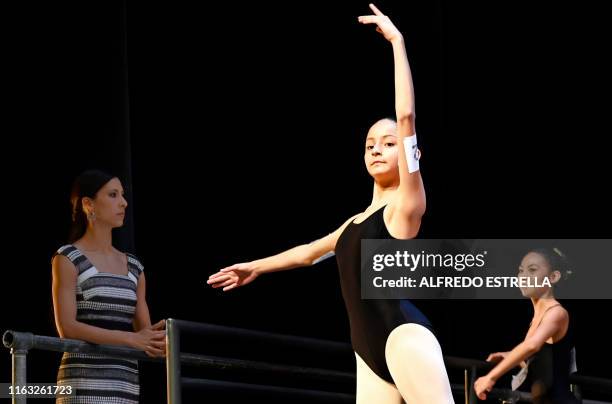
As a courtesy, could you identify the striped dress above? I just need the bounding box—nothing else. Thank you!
[54,244,144,404]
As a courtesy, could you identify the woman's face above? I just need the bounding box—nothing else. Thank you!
[364,119,399,181]
[518,252,560,298]
[85,177,128,228]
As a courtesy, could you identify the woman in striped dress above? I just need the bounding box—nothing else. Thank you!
[52,170,166,403]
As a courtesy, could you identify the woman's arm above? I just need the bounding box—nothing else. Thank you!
[133,271,152,331]
[208,214,358,291]
[133,272,167,356]
[52,255,166,356]
[359,4,426,238]
[474,307,569,400]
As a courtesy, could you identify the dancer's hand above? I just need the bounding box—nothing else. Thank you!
[358,3,403,43]
[474,375,496,400]
[207,262,259,291]
[486,351,509,363]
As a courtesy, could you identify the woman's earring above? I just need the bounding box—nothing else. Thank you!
[88,211,96,222]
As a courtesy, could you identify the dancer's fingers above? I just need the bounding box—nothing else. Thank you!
[208,274,231,284]
[369,3,385,16]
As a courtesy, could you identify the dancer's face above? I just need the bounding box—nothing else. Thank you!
[517,252,560,298]
[82,177,128,228]
[364,119,399,181]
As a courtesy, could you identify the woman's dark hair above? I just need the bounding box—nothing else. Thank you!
[68,170,115,243]
[528,247,573,281]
